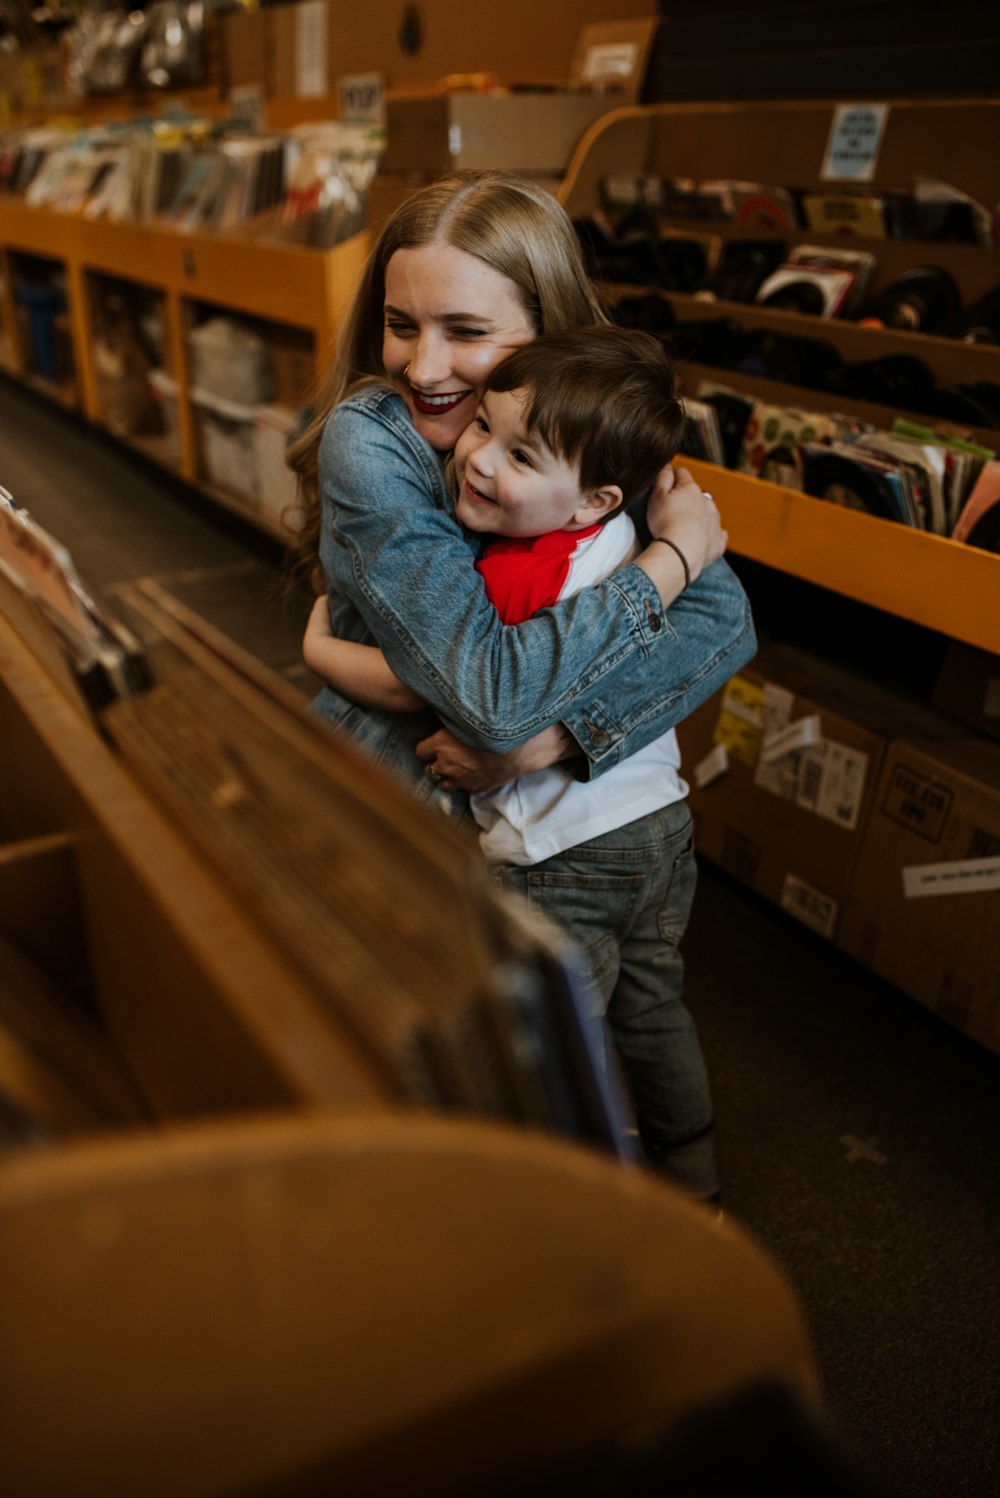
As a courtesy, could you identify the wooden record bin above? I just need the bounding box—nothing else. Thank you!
[0,592,817,1497]
[559,98,1000,657]
[0,204,370,541]
[0,596,389,1124]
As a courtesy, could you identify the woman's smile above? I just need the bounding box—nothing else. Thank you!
[410,388,473,416]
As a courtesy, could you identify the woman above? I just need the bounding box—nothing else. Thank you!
[290,170,754,799]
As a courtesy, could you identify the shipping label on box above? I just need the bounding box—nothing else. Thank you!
[679,643,972,938]
[839,735,1000,1058]
[678,660,885,935]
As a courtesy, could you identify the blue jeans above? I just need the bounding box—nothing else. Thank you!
[490,801,718,1199]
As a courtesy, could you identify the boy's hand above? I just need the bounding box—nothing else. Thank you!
[646,464,728,582]
[306,593,333,645]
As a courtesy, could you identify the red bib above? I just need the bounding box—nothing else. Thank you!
[475,525,602,624]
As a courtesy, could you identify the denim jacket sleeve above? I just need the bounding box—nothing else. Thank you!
[320,389,756,776]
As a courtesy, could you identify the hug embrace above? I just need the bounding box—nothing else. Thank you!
[290,171,756,1203]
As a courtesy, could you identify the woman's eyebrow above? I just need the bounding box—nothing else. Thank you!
[383,305,493,325]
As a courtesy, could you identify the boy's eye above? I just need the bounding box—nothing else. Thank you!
[512,449,533,468]
[474,414,489,433]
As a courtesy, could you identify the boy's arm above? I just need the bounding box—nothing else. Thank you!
[304,596,427,712]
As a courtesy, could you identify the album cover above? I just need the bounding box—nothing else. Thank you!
[801,193,887,238]
[754,263,858,319]
[694,382,755,469]
[799,442,919,527]
[737,401,844,478]
[679,397,725,466]
[850,432,946,533]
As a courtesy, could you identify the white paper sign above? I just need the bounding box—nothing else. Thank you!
[229,83,266,131]
[759,713,822,766]
[581,43,639,82]
[295,0,329,99]
[902,856,1000,898]
[821,103,889,182]
[781,874,838,939]
[338,71,386,128]
[693,742,729,789]
[811,741,868,831]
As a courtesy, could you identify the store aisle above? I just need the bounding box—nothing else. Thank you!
[2,377,998,1498]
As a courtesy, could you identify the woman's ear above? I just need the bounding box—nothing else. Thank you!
[573,484,624,526]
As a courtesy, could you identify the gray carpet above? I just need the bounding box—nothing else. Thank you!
[2,375,998,1498]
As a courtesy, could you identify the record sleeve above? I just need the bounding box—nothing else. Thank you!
[952,460,1000,551]
[799,444,916,526]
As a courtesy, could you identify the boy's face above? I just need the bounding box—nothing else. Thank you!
[454,389,608,539]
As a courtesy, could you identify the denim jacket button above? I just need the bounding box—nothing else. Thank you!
[646,607,663,632]
[587,724,611,748]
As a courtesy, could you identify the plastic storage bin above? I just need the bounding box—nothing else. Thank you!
[187,318,274,405]
[254,404,300,527]
[191,387,258,499]
[14,283,66,382]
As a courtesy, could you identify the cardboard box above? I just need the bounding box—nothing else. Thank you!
[931,639,1000,743]
[221,10,272,94]
[380,91,615,176]
[677,643,959,941]
[838,735,1000,1057]
[268,327,316,411]
[263,2,656,99]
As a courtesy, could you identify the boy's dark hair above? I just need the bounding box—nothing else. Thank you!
[487,325,685,506]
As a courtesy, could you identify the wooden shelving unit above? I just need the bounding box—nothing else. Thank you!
[560,99,1000,657]
[0,200,370,539]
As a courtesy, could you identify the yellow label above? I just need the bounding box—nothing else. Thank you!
[803,193,886,238]
[714,676,763,766]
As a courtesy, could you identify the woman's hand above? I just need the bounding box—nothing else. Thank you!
[416,724,574,793]
[646,464,728,582]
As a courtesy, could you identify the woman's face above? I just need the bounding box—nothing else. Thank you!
[383,242,536,453]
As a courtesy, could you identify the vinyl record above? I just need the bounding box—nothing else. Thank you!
[800,451,903,522]
[702,391,754,467]
[758,279,827,316]
[865,265,963,336]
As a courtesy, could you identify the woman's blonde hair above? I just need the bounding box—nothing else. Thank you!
[288,171,606,579]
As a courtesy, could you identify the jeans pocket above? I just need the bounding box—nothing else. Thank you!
[657,836,697,944]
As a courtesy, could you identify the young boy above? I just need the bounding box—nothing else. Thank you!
[305,326,720,1200]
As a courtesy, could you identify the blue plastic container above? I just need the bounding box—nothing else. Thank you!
[14,284,66,382]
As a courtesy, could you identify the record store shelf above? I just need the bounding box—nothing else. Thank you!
[681,456,1000,656]
[0,200,371,539]
[560,97,1000,657]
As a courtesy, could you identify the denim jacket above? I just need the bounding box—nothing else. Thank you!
[314,384,755,791]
